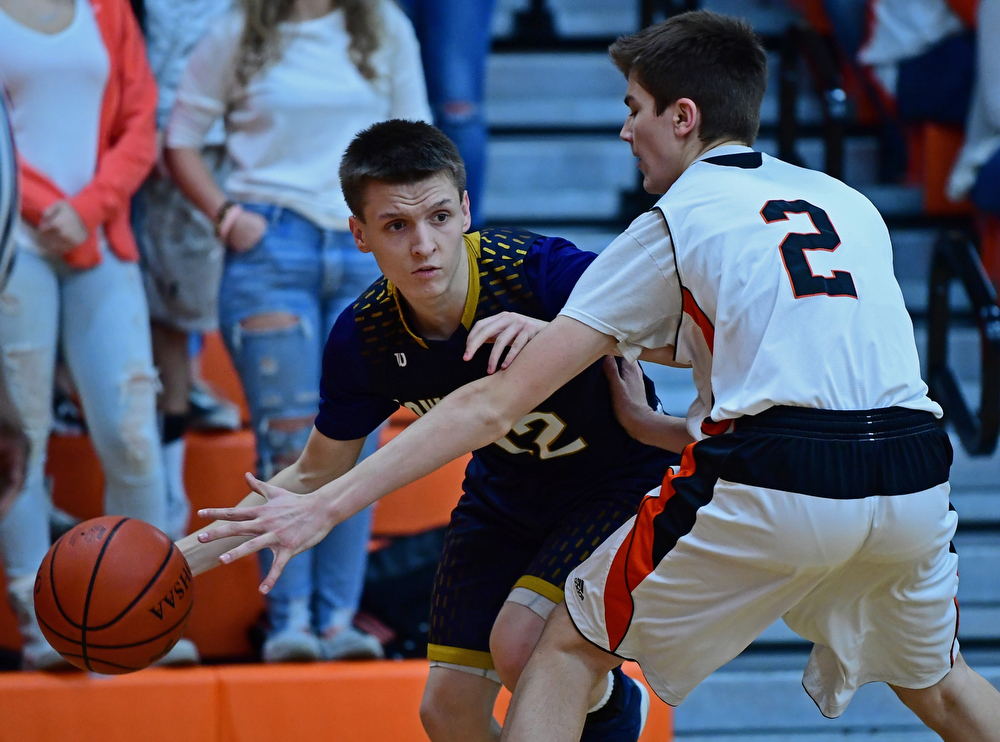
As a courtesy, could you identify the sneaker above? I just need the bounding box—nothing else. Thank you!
[188,383,242,431]
[319,625,385,661]
[262,628,322,663]
[262,598,321,663]
[7,574,73,672]
[154,637,200,667]
[579,667,650,742]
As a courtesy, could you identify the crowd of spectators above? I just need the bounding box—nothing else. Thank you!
[0,0,496,670]
[1,0,998,672]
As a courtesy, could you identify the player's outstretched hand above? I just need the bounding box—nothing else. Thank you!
[464,312,548,373]
[196,473,335,594]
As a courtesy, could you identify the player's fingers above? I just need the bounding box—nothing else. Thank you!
[603,355,624,383]
[219,534,271,566]
[464,315,503,360]
[500,328,532,369]
[487,325,520,374]
[259,550,292,595]
[245,472,283,502]
[196,505,259,522]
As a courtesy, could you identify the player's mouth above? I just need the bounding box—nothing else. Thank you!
[413,265,440,279]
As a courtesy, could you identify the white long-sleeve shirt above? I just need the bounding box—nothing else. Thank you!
[166,2,431,229]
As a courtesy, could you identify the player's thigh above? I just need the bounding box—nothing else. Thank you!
[428,496,538,672]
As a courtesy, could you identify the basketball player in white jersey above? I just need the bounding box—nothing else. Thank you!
[197,10,1000,740]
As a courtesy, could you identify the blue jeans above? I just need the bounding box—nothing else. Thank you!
[0,238,166,582]
[218,203,383,634]
[399,0,497,227]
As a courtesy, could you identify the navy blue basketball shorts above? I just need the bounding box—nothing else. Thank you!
[426,462,670,676]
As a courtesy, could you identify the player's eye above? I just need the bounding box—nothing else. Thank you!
[386,221,405,232]
[432,212,449,223]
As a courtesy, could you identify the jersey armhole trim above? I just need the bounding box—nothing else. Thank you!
[653,206,685,365]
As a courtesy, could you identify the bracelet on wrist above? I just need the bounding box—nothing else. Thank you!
[213,200,237,236]
[217,204,245,244]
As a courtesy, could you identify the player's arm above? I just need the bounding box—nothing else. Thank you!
[198,316,614,593]
[603,357,694,453]
[177,428,365,576]
[465,312,689,372]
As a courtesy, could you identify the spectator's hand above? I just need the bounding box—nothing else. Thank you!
[0,420,28,520]
[603,356,658,439]
[464,312,549,374]
[38,201,88,256]
[197,473,335,594]
[226,210,267,253]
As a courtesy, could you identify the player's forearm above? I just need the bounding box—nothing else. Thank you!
[316,376,521,524]
[627,413,695,453]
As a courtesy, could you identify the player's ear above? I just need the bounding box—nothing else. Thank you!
[461,190,472,232]
[673,98,699,139]
[349,215,371,253]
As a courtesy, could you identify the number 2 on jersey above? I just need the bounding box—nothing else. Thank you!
[760,199,857,299]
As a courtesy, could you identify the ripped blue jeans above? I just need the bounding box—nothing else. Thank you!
[0,238,166,584]
[218,203,382,635]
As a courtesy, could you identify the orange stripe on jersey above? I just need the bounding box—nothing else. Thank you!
[700,418,732,437]
[682,288,714,354]
[603,443,699,652]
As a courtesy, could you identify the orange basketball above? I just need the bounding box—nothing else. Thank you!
[33,515,194,674]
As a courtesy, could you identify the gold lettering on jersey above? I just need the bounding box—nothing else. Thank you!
[496,412,586,460]
[393,403,586,461]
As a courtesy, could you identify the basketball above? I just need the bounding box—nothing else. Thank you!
[32,515,194,675]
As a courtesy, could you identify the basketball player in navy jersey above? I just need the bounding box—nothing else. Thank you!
[184,119,685,742]
[198,10,1000,742]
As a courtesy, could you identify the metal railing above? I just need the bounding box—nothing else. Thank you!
[927,230,1000,455]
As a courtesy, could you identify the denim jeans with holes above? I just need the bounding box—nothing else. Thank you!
[399,0,497,227]
[218,203,382,636]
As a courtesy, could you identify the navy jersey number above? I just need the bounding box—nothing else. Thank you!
[760,199,857,299]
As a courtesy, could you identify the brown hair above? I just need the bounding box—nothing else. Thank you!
[236,0,383,86]
[340,120,467,219]
[609,10,768,144]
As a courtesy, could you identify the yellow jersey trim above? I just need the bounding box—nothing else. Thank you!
[512,575,566,605]
[461,232,482,331]
[427,643,495,671]
[386,231,483,346]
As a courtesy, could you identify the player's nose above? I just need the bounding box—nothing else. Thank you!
[409,221,436,257]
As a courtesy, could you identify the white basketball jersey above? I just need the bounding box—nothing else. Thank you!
[659,146,940,428]
[561,145,940,439]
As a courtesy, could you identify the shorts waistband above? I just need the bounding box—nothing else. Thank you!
[733,406,939,440]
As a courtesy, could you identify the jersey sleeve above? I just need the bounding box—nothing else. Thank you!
[315,307,400,440]
[559,210,683,362]
[520,236,597,319]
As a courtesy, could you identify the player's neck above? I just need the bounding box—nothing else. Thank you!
[402,244,472,342]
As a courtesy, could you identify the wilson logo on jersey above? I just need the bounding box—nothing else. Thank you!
[394,352,407,367]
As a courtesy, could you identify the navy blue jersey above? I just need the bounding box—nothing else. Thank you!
[317,228,675,518]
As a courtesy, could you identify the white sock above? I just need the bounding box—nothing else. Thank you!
[587,670,615,714]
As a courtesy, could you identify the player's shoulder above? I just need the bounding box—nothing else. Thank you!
[349,275,396,326]
[478,227,544,259]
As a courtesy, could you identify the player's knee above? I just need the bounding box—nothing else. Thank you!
[419,683,470,741]
[490,617,538,691]
[891,657,971,730]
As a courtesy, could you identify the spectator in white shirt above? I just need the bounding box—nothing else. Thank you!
[165,0,432,664]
